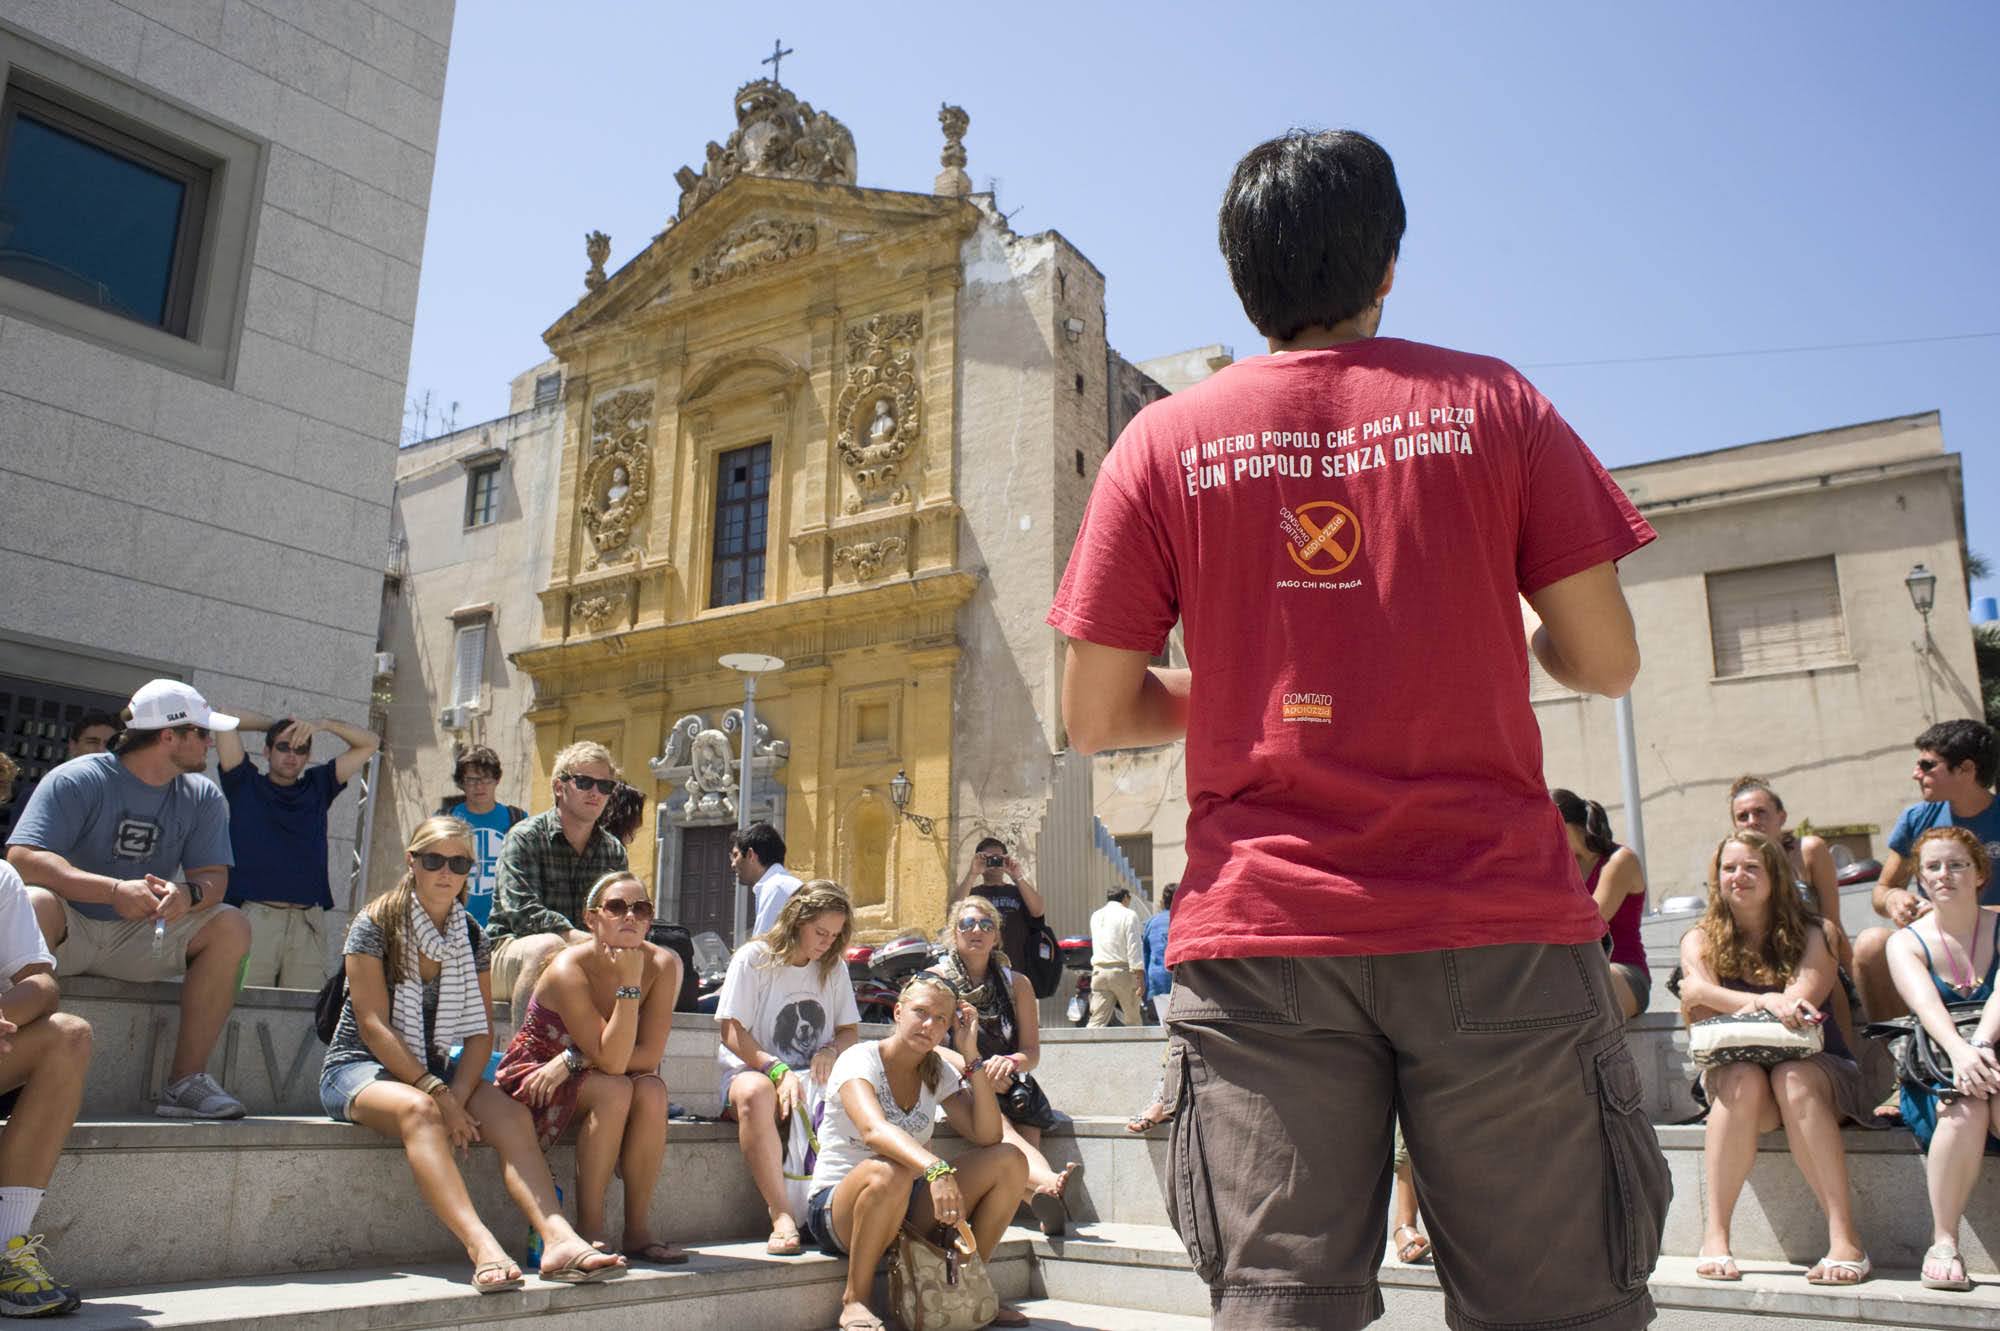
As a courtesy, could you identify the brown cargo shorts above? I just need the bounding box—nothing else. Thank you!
[1164,942,1670,1331]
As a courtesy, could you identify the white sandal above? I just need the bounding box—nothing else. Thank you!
[1921,1242,1973,1292]
[1805,1255,1870,1286]
[1693,1252,1740,1281]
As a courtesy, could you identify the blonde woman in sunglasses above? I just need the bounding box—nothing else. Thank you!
[496,871,685,1265]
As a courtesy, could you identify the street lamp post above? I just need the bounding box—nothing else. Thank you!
[887,768,938,836]
[1906,563,1939,722]
[720,652,785,945]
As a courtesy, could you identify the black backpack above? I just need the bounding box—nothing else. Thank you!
[315,915,481,1044]
[1019,916,1064,999]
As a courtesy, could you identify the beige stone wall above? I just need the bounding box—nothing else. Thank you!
[372,401,566,894]
[0,2,452,932]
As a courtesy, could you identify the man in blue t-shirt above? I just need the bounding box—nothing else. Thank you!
[7,679,252,1118]
[1852,718,2000,1022]
[436,745,526,928]
[216,708,379,988]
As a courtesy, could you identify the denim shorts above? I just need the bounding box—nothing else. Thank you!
[320,1060,394,1122]
[804,1176,927,1258]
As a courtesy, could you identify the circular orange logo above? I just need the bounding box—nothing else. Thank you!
[1286,501,1361,575]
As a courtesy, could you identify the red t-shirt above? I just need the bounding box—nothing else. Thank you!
[1048,339,1656,964]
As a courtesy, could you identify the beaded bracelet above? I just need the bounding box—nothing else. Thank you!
[922,1159,957,1183]
[615,985,643,1000]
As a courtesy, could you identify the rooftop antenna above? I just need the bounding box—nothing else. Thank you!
[986,175,1024,227]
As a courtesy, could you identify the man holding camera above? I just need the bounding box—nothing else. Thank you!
[949,837,1043,969]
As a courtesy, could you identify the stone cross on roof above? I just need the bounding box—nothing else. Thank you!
[761,38,793,85]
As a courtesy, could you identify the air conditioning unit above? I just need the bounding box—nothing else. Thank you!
[373,651,396,677]
[438,705,469,731]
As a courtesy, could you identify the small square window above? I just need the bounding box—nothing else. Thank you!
[465,463,501,527]
[0,85,210,336]
[533,372,562,408]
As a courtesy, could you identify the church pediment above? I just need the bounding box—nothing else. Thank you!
[544,179,968,351]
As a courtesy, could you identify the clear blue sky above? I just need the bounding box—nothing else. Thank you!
[406,1,1999,607]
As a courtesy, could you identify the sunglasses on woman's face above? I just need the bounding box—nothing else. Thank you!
[594,898,655,921]
[955,916,998,934]
[413,852,475,874]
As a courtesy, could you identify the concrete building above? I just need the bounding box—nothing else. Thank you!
[382,83,1151,944]
[1097,408,1982,906]
[0,4,454,940]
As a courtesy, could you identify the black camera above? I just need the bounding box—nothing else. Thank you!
[984,853,1004,868]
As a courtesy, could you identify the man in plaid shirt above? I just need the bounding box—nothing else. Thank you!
[487,740,629,1021]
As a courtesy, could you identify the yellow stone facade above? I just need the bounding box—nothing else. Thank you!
[511,84,1054,942]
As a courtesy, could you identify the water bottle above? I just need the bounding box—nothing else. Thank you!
[525,1184,563,1267]
[150,915,168,960]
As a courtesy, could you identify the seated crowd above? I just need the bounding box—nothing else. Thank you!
[3,676,1998,1318]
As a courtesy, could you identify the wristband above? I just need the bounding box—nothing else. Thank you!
[562,1047,588,1076]
[615,985,643,1000]
[766,1061,791,1085]
[414,1073,446,1096]
[922,1159,957,1183]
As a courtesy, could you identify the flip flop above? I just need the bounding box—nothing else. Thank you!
[1393,1225,1433,1265]
[1805,1255,1870,1286]
[1125,1102,1174,1134]
[1693,1253,1740,1282]
[540,1249,628,1284]
[1870,1092,1904,1126]
[624,1241,689,1266]
[1920,1243,1972,1292]
[472,1260,524,1293]
[836,1312,887,1331]
[766,1221,804,1256]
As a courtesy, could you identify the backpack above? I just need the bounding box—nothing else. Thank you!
[1019,917,1064,999]
[315,914,482,1044]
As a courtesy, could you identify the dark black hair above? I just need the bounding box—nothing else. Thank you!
[1915,719,1998,788]
[265,717,296,748]
[70,710,119,742]
[598,782,645,844]
[1160,882,1177,911]
[731,820,786,868]
[453,744,503,787]
[1218,128,1405,341]
[1108,887,1131,904]
[1551,789,1617,858]
[974,836,1006,856]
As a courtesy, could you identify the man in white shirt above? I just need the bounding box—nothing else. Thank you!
[732,822,802,938]
[1088,887,1144,1027]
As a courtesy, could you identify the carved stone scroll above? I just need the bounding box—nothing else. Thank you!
[835,313,922,513]
[690,218,817,289]
[580,389,655,570]
[832,536,907,582]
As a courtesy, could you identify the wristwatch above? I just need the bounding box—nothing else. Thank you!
[182,880,204,907]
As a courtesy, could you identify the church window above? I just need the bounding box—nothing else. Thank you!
[710,442,770,607]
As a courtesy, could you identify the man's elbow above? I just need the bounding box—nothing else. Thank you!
[1572,639,1641,699]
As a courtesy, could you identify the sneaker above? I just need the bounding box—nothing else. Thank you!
[0,1235,70,1317]
[156,1072,246,1120]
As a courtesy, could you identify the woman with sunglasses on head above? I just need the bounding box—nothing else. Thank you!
[715,882,862,1256]
[1678,830,1870,1287]
[806,971,1031,1331]
[926,895,1080,1233]
[1883,827,2000,1292]
[319,817,625,1291]
[496,871,684,1265]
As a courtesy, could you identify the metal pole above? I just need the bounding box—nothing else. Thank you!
[733,673,757,947]
[347,750,383,913]
[1614,692,1647,890]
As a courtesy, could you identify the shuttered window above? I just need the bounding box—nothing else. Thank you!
[451,621,487,706]
[1706,557,1849,677]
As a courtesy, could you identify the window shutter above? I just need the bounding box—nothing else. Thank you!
[452,622,487,705]
[1706,557,1848,677]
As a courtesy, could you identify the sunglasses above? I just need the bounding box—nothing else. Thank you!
[460,772,499,784]
[1916,758,1950,773]
[955,917,998,934]
[562,774,617,794]
[171,725,212,740]
[413,852,475,874]
[270,739,310,755]
[593,898,655,920]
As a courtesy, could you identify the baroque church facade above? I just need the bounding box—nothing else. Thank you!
[382,78,1166,944]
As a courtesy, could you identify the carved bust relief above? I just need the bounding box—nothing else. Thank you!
[580,388,655,570]
[835,313,922,512]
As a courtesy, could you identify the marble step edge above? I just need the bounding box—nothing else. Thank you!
[1032,1226,2000,1330]
[65,1234,1039,1331]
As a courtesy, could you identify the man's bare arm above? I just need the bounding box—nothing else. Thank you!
[1061,641,1190,755]
[1525,562,1640,698]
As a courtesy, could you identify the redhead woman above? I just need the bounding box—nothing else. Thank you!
[1677,830,1869,1287]
[318,817,624,1290]
[497,871,683,1264]
[804,972,1031,1330]
[1884,827,2000,1291]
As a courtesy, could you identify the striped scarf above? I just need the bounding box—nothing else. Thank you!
[390,899,487,1065]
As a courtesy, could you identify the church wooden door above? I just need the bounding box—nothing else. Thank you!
[678,825,738,943]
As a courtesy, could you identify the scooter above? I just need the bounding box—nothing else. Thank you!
[844,942,898,1024]
[688,930,731,1014]
[855,932,939,1023]
[1060,935,1094,1025]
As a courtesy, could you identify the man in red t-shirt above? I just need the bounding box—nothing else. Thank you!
[1050,130,1670,1331]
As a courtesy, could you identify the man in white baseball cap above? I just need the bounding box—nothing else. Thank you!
[6,679,252,1119]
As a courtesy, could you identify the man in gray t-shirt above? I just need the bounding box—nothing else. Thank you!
[6,679,253,1120]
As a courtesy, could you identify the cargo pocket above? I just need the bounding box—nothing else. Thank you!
[1162,1042,1225,1284]
[1586,1033,1671,1290]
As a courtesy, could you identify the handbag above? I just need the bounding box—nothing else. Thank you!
[888,1218,998,1331]
[1020,917,1063,999]
[1688,1010,1825,1069]
[1865,1000,1991,1102]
